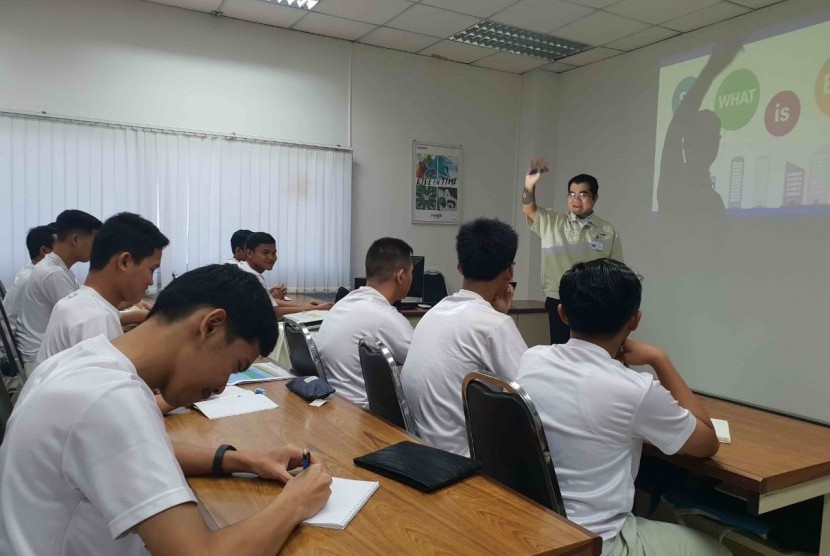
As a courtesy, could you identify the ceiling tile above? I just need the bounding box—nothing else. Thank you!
[291,12,377,40]
[565,0,620,7]
[663,2,750,32]
[607,0,719,24]
[358,26,440,52]
[386,4,480,38]
[473,52,549,73]
[728,0,783,7]
[316,0,412,25]
[418,0,518,18]
[492,0,594,34]
[550,10,648,45]
[557,46,621,65]
[420,39,497,63]
[539,61,576,72]
[147,0,222,12]
[604,25,678,50]
[221,0,306,27]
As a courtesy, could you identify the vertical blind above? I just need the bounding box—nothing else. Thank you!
[0,112,352,292]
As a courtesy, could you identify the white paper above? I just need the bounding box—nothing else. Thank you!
[193,386,278,419]
[711,418,731,443]
[303,477,379,530]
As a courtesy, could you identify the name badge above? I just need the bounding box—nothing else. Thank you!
[590,241,604,251]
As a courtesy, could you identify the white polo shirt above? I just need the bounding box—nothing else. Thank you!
[516,339,696,541]
[15,252,81,362]
[36,286,123,365]
[223,258,241,266]
[2,262,34,334]
[316,286,413,408]
[237,261,278,307]
[0,335,195,555]
[400,289,528,456]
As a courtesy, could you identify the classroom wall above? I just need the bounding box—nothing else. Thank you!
[546,0,830,423]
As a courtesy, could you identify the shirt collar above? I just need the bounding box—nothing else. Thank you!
[46,252,69,271]
[564,337,613,359]
[456,288,486,302]
[568,212,595,227]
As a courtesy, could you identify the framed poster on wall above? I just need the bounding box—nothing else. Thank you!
[412,141,462,224]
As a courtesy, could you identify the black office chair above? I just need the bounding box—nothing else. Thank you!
[1,374,13,443]
[462,371,567,517]
[335,286,350,303]
[284,320,326,379]
[0,300,24,379]
[423,270,448,304]
[0,279,6,300]
[358,337,417,435]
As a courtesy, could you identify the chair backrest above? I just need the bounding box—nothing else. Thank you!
[0,374,13,443]
[335,286,350,303]
[462,371,566,517]
[0,279,6,300]
[0,299,24,378]
[358,337,417,435]
[284,320,326,379]
[423,270,448,304]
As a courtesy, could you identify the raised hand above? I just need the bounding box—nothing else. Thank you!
[525,157,549,191]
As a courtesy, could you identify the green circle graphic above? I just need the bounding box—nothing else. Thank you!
[714,69,760,131]
[672,77,697,114]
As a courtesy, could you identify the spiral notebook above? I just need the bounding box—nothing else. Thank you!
[303,477,379,530]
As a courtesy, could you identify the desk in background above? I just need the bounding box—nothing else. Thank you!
[165,382,600,556]
[643,395,830,555]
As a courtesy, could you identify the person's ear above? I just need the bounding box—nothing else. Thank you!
[457,263,463,276]
[116,252,132,271]
[39,246,51,257]
[557,304,570,325]
[199,308,228,341]
[629,310,642,332]
[593,193,599,204]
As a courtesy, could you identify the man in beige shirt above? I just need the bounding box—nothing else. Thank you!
[522,157,623,344]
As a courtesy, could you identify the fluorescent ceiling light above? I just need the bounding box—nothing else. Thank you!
[263,0,319,9]
[450,21,590,61]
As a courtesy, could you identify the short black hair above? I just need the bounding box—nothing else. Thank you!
[245,232,276,252]
[25,225,55,260]
[456,218,518,281]
[89,212,170,271]
[568,174,599,197]
[559,258,642,338]
[230,229,254,253]
[147,264,278,356]
[54,210,102,241]
[365,237,413,281]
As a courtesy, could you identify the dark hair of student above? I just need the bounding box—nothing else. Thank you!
[559,258,642,338]
[25,225,56,260]
[567,174,599,197]
[54,209,103,241]
[147,264,278,356]
[245,232,276,252]
[455,218,518,281]
[230,229,254,253]
[365,237,413,281]
[88,212,170,271]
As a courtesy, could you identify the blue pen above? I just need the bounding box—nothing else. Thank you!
[302,449,310,470]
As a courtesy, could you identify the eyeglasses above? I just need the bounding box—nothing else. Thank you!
[567,191,594,200]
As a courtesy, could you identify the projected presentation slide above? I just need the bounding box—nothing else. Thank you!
[653,17,830,216]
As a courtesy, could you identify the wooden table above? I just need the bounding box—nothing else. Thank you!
[643,395,830,554]
[165,382,600,556]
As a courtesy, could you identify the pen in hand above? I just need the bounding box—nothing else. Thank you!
[302,449,311,470]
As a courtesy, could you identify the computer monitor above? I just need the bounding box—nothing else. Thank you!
[406,256,425,300]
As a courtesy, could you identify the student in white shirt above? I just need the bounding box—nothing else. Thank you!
[15,209,102,376]
[223,229,253,266]
[240,232,332,318]
[316,237,415,408]
[516,259,728,556]
[401,218,528,456]
[3,224,55,334]
[0,264,332,556]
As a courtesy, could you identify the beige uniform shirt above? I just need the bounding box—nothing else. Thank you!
[528,208,623,299]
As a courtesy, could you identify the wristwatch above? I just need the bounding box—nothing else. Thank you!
[212,444,237,476]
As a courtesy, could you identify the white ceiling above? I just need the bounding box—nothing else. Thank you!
[146,0,786,74]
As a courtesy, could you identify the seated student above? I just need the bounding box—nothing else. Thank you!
[15,209,102,377]
[3,224,55,334]
[0,264,332,555]
[239,232,332,319]
[316,237,415,408]
[224,229,253,265]
[516,259,727,556]
[400,218,527,456]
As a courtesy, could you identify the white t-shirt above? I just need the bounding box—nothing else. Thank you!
[2,262,34,334]
[516,339,696,542]
[400,289,528,456]
[0,336,195,556]
[223,258,241,266]
[316,286,413,408]
[237,261,277,307]
[15,252,81,362]
[36,286,123,365]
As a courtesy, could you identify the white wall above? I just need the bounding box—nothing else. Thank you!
[544,0,830,423]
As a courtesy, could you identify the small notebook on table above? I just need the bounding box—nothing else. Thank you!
[303,477,379,530]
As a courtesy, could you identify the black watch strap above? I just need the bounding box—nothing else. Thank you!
[212,444,237,476]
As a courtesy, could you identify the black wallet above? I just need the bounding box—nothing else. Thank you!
[354,441,481,492]
[286,376,335,401]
